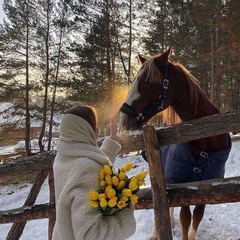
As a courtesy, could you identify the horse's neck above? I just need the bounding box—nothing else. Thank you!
[172,89,229,152]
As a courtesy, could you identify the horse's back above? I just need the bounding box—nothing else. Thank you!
[161,134,232,184]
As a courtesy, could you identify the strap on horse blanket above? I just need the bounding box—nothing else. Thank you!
[141,134,232,184]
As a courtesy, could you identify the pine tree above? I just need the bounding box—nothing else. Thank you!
[0,0,38,156]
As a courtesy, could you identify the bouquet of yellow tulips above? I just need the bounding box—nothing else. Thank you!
[88,162,148,215]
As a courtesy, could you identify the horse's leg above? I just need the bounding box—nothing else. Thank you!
[188,204,205,240]
[180,206,191,240]
[150,208,174,240]
[150,218,158,240]
[169,207,175,229]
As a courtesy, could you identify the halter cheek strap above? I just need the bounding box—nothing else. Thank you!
[120,64,170,125]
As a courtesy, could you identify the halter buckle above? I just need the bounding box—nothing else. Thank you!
[193,167,201,174]
[136,113,145,121]
[163,79,169,89]
[200,151,208,158]
[157,102,164,111]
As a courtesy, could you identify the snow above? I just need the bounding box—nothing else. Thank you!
[0,102,22,126]
[0,102,62,128]
[0,138,240,240]
[0,103,13,112]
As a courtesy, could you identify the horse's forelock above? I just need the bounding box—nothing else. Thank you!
[139,57,163,83]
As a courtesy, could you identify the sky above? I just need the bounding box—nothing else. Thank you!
[0,0,5,23]
[0,135,240,239]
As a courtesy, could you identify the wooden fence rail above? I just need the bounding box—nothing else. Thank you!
[117,111,240,153]
[0,110,240,239]
[1,175,240,224]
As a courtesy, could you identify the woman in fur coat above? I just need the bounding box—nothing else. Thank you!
[52,105,136,240]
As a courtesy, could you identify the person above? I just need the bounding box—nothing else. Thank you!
[52,105,136,240]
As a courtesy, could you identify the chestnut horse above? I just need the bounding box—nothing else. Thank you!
[119,48,231,240]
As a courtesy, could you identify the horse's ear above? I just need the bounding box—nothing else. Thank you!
[155,47,171,65]
[138,54,146,65]
[161,47,171,61]
[165,47,171,58]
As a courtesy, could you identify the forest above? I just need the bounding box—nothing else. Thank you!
[0,0,239,155]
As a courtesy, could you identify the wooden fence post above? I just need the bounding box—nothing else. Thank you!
[6,169,49,240]
[48,168,55,239]
[143,125,172,240]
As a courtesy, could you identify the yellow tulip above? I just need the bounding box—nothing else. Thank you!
[118,171,126,180]
[136,171,149,181]
[89,191,99,201]
[112,176,119,186]
[120,195,128,202]
[130,177,137,183]
[105,185,112,195]
[130,194,139,205]
[116,180,126,190]
[100,198,108,208]
[106,188,116,199]
[99,169,105,181]
[120,166,126,172]
[117,200,127,209]
[108,197,117,207]
[88,200,99,208]
[100,180,106,187]
[124,162,134,171]
[122,188,132,197]
[105,175,112,185]
[128,182,139,191]
[99,193,106,200]
[103,165,112,175]
[138,181,146,186]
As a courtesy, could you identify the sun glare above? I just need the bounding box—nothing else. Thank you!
[95,86,130,126]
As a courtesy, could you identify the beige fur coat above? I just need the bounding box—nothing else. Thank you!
[52,114,136,240]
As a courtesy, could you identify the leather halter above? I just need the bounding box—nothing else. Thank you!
[120,63,169,127]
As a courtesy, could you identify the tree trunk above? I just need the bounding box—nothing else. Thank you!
[25,1,31,157]
[38,0,51,152]
[127,0,132,84]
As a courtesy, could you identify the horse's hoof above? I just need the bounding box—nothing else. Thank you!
[188,228,196,240]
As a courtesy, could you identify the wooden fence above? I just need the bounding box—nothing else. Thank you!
[0,111,240,239]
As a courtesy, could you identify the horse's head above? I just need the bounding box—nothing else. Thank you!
[120,48,172,130]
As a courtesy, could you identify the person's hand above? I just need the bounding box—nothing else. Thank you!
[127,203,135,211]
[109,118,117,140]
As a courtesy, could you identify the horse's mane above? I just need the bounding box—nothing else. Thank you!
[139,55,207,125]
[163,61,206,125]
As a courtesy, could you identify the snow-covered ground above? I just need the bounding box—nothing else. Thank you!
[0,137,240,240]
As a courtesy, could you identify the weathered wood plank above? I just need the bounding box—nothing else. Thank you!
[0,151,55,178]
[1,177,240,223]
[0,203,55,223]
[48,169,55,239]
[135,176,240,209]
[143,126,172,239]
[118,111,240,153]
[6,169,49,240]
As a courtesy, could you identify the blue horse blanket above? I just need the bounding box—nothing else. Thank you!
[142,134,232,184]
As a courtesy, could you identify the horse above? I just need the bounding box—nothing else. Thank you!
[119,48,232,240]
